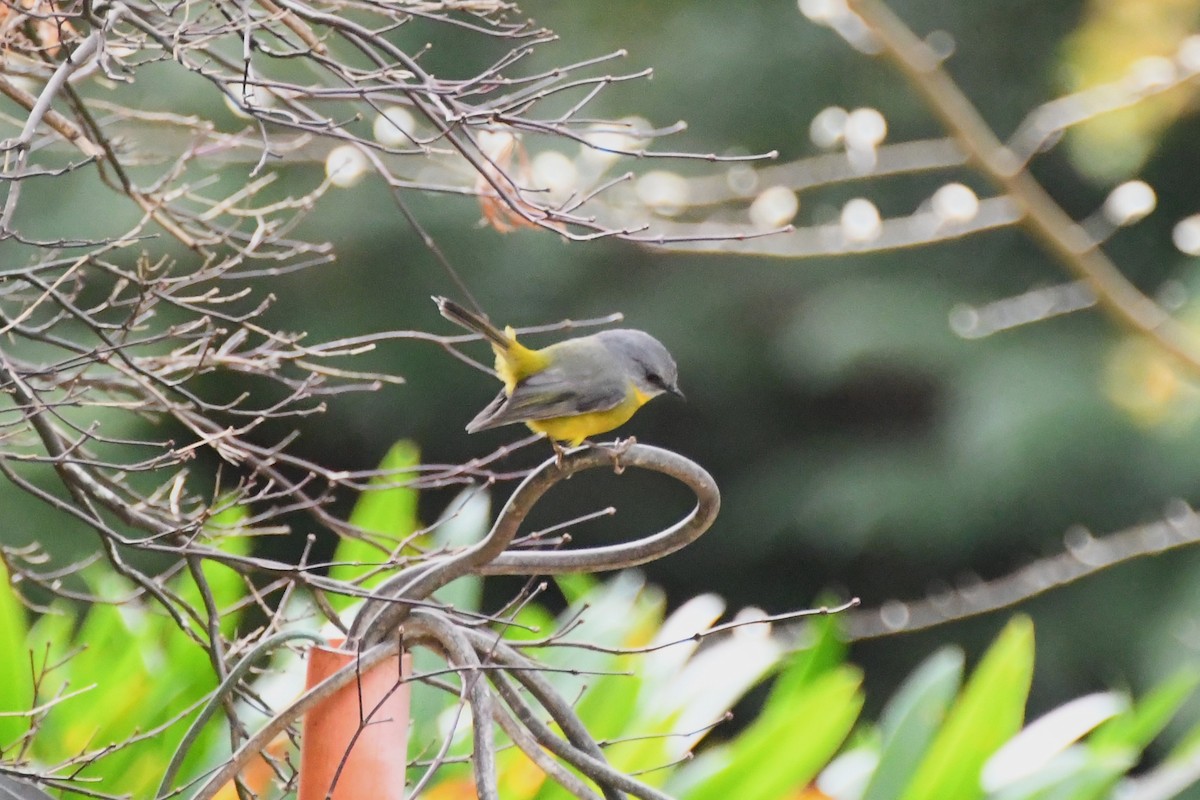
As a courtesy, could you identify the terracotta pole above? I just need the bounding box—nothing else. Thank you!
[298,640,411,800]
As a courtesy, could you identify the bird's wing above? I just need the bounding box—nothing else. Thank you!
[466,366,627,432]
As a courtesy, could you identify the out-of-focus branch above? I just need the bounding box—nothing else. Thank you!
[0,76,100,158]
[681,138,966,207]
[658,196,1019,258]
[831,499,1200,641]
[846,0,1200,375]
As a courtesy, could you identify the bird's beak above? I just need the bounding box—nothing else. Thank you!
[668,384,686,401]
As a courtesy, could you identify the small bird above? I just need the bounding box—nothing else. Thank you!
[434,297,683,453]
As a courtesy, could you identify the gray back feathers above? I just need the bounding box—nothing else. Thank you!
[466,328,679,432]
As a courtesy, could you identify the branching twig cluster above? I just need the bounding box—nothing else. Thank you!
[186,444,720,800]
[0,0,756,793]
[8,0,1200,795]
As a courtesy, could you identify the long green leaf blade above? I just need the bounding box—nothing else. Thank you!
[899,615,1035,800]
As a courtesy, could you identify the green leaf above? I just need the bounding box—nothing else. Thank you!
[23,605,72,667]
[1090,669,1200,754]
[575,663,643,745]
[25,567,222,796]
[764,608,847,704]
[330,440,421,607]
[683,662,863,800]
[1054,757,1137,800]
[899,615,1035,800]
[31,604,147,773]
[20,605,74,750]
[1048,671,1200,800]
[1165,701,1200,762]
[406,647,458,758]
[981,692,1127,800]
[863,647,964,800]
[0,559,30,747]
[1125,701,1200,800]
[346,440,421,536]
[554,573,596,606]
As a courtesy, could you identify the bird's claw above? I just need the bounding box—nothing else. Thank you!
[552,436,636,473]
[604,436,637,474]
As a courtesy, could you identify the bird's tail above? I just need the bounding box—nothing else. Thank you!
[433,296,511,350]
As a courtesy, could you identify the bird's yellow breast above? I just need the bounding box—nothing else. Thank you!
[527,386,650,447]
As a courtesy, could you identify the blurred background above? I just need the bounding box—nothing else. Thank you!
[7,0,1200,724]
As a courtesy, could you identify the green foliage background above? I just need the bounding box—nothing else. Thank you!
[6,0,1200,730]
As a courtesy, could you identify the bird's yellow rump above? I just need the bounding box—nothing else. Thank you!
[434,297,683,448]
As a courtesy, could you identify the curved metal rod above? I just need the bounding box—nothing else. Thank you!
[349,443,720,647]
[457,626,682,800]
[190,444,717,800]
[459,628,613,765]
[488,670,672,800]
[492,694,605,800]
[402,622,606,800]
[484,444,720,574]
[404,612,500,800]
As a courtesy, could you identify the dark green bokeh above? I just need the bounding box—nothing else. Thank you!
[6,0,1200,724]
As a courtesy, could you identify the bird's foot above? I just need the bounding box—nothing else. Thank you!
[602,436,637,474]
[550,438,567,468]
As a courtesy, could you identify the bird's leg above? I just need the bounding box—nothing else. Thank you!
[550,437,567,468]
[600,436,636,474]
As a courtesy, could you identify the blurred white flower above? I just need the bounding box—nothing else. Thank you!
[476,128,517,161]
[725,164,759,197]
[580,116,652,166]
[1102,180,1156,226]
[1173,214,1200,255]
[530,151,579,203]
[636,170,690,215]
[798,0,848,25]
[1129,55,1175,91]
[749,186,799,229]
[810,106,849,149]
[1178,35,1200,73]
[844,107,887,150]
[931,182,980,224]
[924,29,957,61]
[840,198,882,243]
[325,145,369,188]
[373,105,416,147]
[223,74,274,119]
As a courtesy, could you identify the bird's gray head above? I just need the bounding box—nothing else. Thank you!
[597,329,683,400]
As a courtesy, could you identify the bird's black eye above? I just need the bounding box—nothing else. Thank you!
[646,372,663,387]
